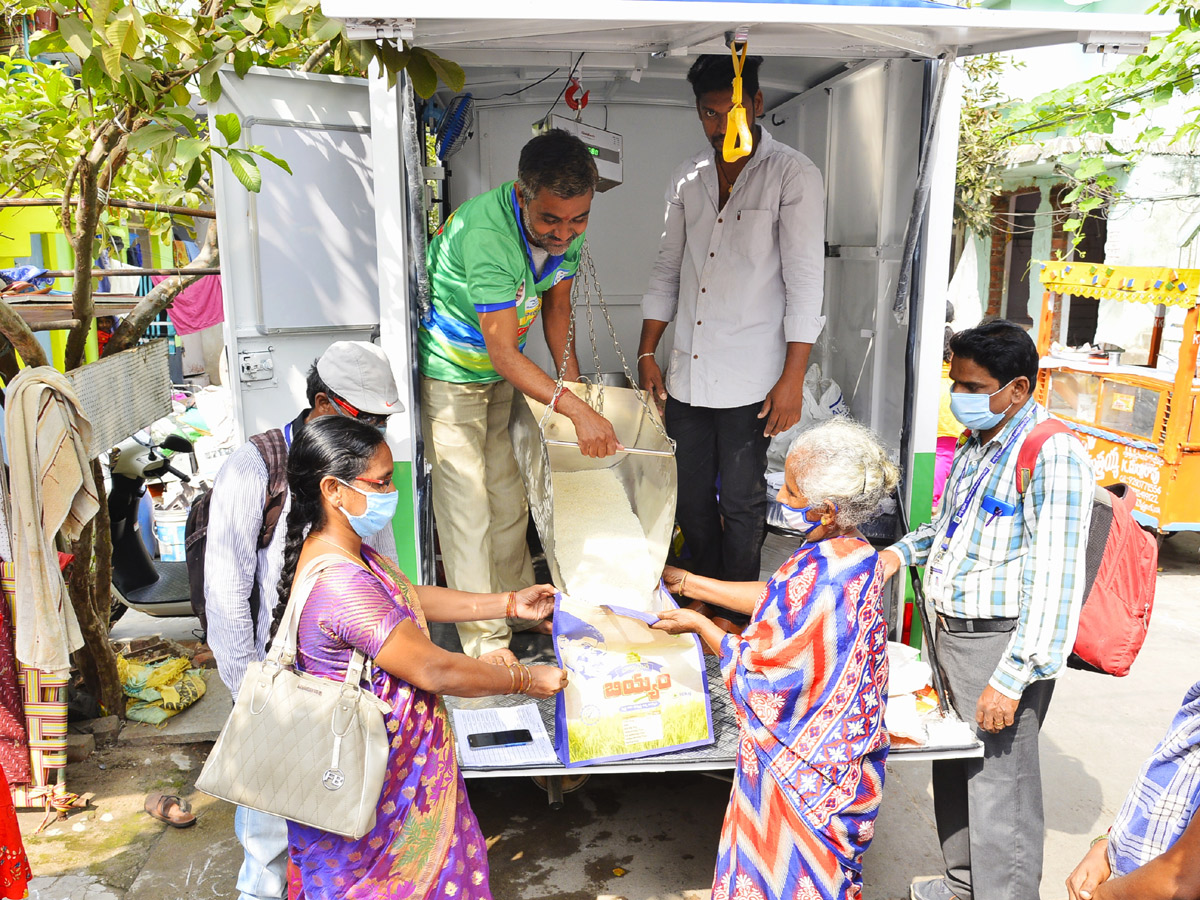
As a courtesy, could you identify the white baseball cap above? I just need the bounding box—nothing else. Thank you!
[316,341,404,416]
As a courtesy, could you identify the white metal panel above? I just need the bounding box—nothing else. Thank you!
[211,67,379,439]
[325,1,1163,59]
[765,59,921,448]
[452,101,702,377]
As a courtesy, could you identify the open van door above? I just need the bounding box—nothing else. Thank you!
[210,68,425,578]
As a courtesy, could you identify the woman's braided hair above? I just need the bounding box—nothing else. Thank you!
[269,415,387,640]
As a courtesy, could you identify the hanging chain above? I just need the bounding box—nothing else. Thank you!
[538,241,673,451]
[579,243,673,449]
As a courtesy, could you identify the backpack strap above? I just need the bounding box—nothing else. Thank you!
[1015,419,1075,496]
[249,428,289,551]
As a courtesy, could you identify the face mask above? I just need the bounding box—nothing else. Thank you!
[949,379,1015,431]
[332,404,388,435]
[337,480,399,538]
[779,503,822,537]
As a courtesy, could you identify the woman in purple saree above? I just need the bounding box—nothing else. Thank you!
[274,416,567,899]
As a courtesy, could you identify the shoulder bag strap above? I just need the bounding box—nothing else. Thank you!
[1015,419,1074,496]
[267,553,351,665]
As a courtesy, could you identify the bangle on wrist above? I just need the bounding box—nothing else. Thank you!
[637,352,655,363]
[1091,832,1110,848]
[679,571,688,598]
[506,665,518,695]
[548,386,566,413]
[505,591,517,621]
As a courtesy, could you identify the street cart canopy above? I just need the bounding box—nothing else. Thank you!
[1040,263,1200,308]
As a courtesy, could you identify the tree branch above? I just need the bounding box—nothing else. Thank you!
[104,219,220,357]
[0,302,49,368]
[302,38,335,72]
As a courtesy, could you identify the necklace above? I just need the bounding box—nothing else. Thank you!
[311,534,362,558]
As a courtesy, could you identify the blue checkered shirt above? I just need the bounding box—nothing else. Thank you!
[889,398,1094,698]
[1108,679,1200,876]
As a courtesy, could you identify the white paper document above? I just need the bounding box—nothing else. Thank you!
[450,702,559,768]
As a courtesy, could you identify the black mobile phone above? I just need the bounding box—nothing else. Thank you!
[466,729,533,749]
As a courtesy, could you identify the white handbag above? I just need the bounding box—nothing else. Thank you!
[196,554,392,839]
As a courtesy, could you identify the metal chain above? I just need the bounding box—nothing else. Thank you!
[537,241,673,451]
[578,243,673,449]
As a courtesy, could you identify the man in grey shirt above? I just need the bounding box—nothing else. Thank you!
[205,341,400,900]
[638,54,826,590]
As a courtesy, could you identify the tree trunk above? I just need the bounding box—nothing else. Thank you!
[104,219,220,357]
[66,521,123,718]
[90,461,112,628]
[63,158,101,372]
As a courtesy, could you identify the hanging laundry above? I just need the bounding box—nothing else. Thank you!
[151,274,224,335]
[4,367,98,676]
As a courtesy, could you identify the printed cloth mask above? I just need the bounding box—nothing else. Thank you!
[779,503,823,537]
[950,379,1015,431]
[338,480,399,538]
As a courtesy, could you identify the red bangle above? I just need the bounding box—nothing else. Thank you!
[548,386,565,412]
[505,591,517,620]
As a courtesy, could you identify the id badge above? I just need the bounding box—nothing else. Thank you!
[927,565,946,596]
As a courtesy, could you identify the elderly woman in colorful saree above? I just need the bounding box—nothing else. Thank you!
[273,415,568,900]
[654,418,897,900]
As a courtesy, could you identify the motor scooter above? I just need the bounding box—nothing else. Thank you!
[108,432,198,625]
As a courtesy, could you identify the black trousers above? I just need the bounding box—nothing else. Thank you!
[665,395,771,583]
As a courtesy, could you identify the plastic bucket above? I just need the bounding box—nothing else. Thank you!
[154,507,189,562]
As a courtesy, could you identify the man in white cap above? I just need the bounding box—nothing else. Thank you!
[204,341,400,900]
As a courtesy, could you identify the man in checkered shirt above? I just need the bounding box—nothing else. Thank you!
[880,320,1095,900]
[1065,678,1200,900]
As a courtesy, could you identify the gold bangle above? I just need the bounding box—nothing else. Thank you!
[506,665,517,695]
[505,591,517,620]
[679,571,688,598]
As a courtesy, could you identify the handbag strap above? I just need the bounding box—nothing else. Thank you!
[267,552,377,692]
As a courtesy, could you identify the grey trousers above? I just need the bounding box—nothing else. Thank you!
[931,622,1056,900]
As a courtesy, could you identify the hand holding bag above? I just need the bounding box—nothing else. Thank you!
[196,554,391,839]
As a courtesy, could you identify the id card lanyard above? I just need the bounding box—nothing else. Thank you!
[927,407,1035,594]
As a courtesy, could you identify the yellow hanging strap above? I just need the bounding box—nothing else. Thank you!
[723,42,754,163]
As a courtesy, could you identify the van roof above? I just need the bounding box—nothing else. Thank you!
[323,0,1166,59]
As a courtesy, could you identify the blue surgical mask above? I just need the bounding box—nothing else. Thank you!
[779,502,822,537]
[949,380,1015,431]
[337,480,399,538]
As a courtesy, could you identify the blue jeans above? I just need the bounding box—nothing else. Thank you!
[233,805,289,900]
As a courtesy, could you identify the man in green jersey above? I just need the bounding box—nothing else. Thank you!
[421,128,620,656]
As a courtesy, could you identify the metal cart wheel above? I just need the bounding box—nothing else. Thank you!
[531,774,590,809]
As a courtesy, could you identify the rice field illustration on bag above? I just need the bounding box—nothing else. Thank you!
[553,589,714,766]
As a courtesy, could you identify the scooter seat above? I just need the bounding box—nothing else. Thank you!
[122,562,194,618]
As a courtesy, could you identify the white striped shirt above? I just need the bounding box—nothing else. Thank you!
[204,437,290,699]
[204,417,399,699]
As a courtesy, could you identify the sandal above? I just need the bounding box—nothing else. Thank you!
[143,792,197,828]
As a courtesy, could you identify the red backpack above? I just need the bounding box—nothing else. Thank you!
[1016,420,1158,677]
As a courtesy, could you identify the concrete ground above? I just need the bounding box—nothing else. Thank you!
[22,534,1199,899]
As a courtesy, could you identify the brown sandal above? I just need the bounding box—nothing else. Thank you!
[144,792,196,828]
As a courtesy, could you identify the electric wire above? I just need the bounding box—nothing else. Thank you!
[543,52,585,120]
[474,68,562,102]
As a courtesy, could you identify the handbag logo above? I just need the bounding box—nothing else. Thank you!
[322,768,345,791]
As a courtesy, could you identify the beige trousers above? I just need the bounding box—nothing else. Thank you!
[421,376,535,656]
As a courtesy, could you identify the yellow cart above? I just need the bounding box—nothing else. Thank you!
[1034,262,1200,534]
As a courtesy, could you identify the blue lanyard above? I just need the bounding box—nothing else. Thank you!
[284,421,294,449]
[510,186,567,285]
[941,408,1035,550]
